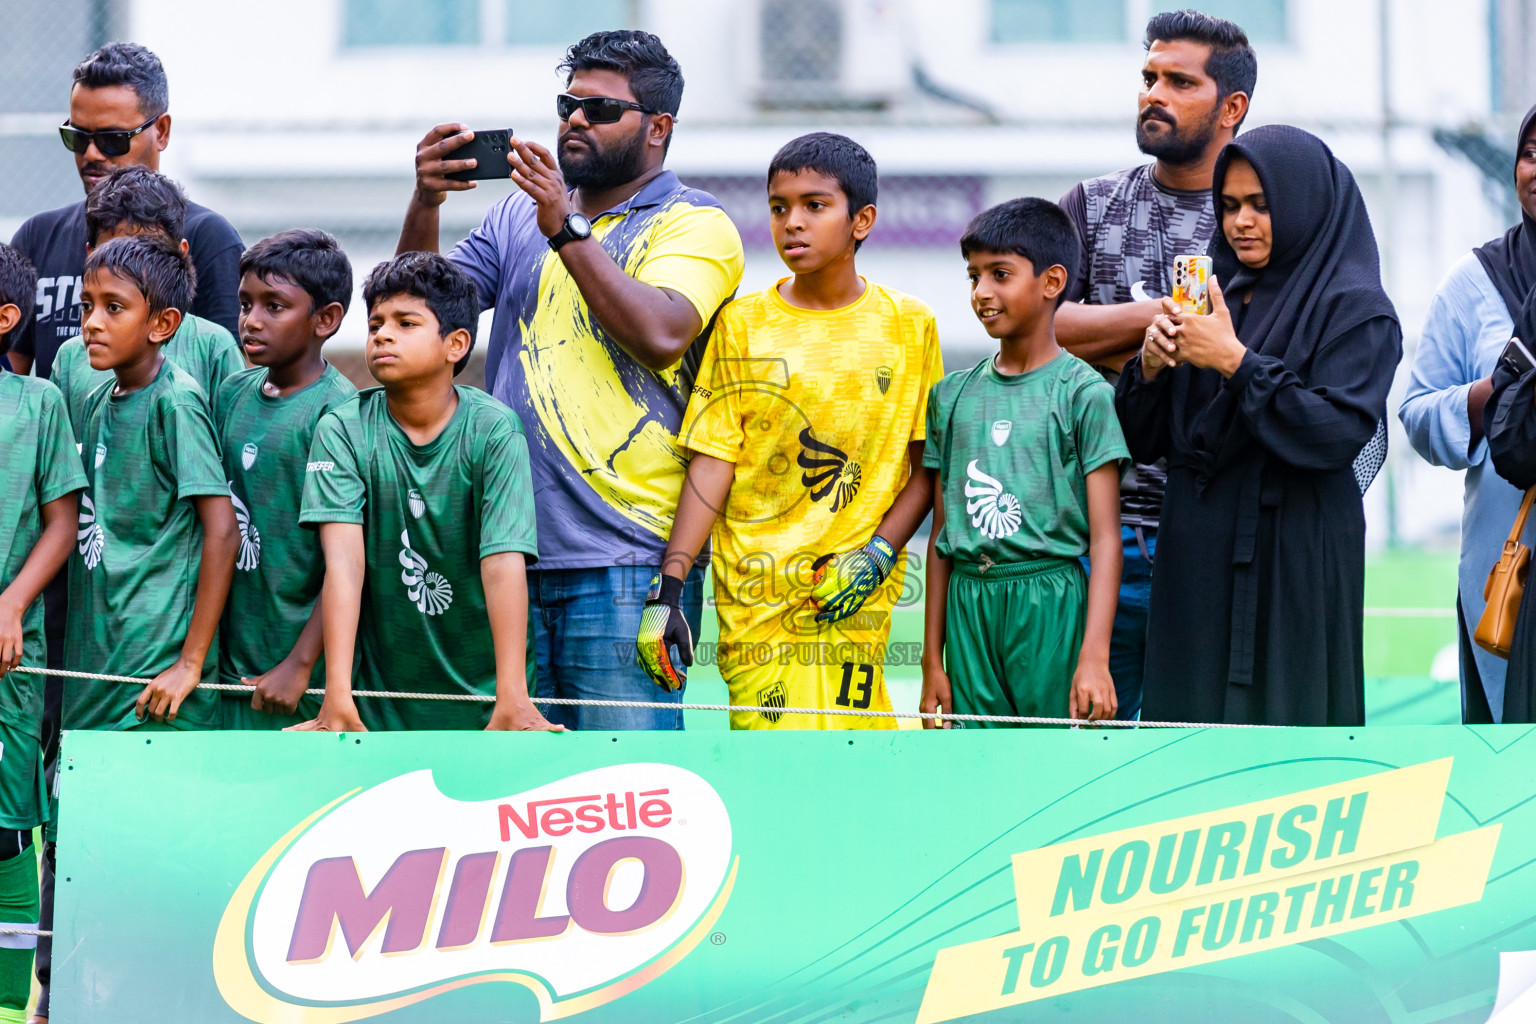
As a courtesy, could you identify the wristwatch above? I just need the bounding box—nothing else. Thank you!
[548,212,593,251]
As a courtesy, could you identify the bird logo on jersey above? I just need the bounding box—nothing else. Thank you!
[93,442,106,468]
[965,460,1022,540]
[399,529,453,615]
[241,442,258,471]
[875,366,893,395]
[798,428,862,512]
[77,494,105,570]
[230,486,261,571]
[408,488,426,520]
[991,420,1012,446]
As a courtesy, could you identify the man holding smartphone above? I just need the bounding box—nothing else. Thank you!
[397,29,745,731]
[1057,11,1256,721]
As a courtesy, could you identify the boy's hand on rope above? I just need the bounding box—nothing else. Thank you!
[1070,660,1118,723]
[810,536,896,623]
[136,658,202,723]
[247,657,312,716]
[920,660,954,730]
[486,701,565,732]
[637,574,692,692]
[285,701,366,733]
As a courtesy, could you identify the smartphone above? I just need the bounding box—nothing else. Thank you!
[1501,337,1536,377]
[445,129,514,182]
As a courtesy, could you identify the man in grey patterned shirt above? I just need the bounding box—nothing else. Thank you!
[1058,9,1257,719]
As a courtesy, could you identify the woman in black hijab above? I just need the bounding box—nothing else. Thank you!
[1482,105,1536,721]
[1116,125,1402,726]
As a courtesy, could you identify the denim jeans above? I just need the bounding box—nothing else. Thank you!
[529,563,705,730]
[1084,525,1155,721]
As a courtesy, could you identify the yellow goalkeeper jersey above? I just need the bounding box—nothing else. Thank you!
[680,280,942,725]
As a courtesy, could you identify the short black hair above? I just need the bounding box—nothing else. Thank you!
[0,244,38,357]
[73,42,169,119]
[241,229,353,326]
[1145,9,1258,121]
[559,31,683,148]
[768,132,878,250]
[960,198,1081,306]
[85,234,195,319]
[85,166,187,247]
[362,252,479,375]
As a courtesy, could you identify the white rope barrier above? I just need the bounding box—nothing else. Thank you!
[9,665,1273,729]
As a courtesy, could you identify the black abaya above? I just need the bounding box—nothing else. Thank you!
[1115,126,1402,726]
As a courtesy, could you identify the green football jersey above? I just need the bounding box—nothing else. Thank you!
[0,373,87,726]
[923,353,1129,564]
[300,387,538,731]
[50,314,246,439]
[215,364,358,728]
[64,359,230,731]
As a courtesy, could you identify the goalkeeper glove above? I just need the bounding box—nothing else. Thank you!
[810,536,897,623]
[637,573,693,692]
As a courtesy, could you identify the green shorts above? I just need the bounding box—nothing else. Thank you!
[943,555,1086,727]
[0,717,48,833]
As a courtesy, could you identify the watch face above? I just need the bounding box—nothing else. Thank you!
[569,213,592,237]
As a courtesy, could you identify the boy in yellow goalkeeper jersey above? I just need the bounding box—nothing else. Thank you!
[636,133,942,729]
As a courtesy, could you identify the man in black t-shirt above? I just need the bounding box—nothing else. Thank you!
[8,42,242,380]
[1057,11,1256,721]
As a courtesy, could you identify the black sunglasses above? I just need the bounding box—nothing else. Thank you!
[58,115,159,158]
[556,93,662,125]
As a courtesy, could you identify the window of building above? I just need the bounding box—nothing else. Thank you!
[990,0,1128,43]
[343,0,627,48]
[1151,0,1288,44]
[991,0,1288,45]
[344,0,479,46]
[503,0,627,45]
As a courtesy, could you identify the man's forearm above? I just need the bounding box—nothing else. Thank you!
[661,454,734,580]
[397,194,443,255]
[558,238,701,371]
[1056,300,1162,366]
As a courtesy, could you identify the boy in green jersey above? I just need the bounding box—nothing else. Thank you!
[294,253,558,733]
[64,235,239,732]
[51,166,244,435]
[216,230,357,728]
[921,199,1128,727]
[0,244,84,1023]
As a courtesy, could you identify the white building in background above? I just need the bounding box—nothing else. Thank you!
[3,0,1526,545]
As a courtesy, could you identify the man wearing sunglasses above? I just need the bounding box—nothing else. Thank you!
[397,29,744,732]
[7,42,242,381]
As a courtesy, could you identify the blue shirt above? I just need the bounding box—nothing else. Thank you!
[448,171,744,570]
[1399,252,1528,719]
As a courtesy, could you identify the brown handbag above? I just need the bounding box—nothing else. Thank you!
[1476,486,1536,658]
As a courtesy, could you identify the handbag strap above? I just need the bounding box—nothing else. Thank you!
[1509,487,1536,546]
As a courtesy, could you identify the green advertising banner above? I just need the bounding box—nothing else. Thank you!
[51,727,1536,1023]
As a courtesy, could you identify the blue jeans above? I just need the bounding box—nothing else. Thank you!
[529,563,705,730]
[1084,525,1155,721]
